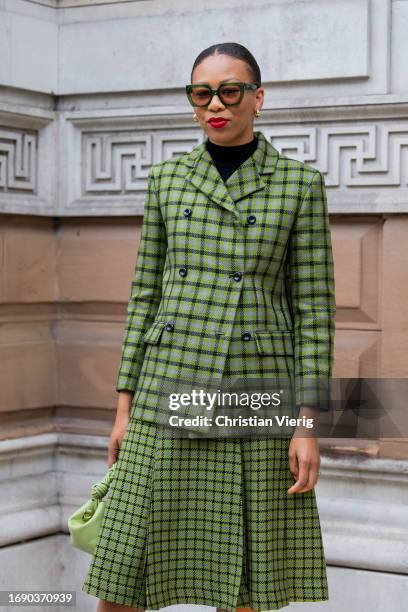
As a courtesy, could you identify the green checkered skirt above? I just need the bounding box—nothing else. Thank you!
[82,417,329,610]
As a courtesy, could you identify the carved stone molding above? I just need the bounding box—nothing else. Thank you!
[65,116,408,215]
[0,128,37,193]
[1,100,408,215]
[83,132,153,195]
[263,124,408,188]
[1,429,407,576]
[0,108,55,215]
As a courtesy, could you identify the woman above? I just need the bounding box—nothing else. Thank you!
[82,42,336,611]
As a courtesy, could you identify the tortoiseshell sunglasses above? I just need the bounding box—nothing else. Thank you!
[185,82,259,107]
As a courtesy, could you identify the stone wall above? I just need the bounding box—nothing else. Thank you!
[0,1,407,611]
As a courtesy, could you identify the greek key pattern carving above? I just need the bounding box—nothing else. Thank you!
[81,124,408,195]
[83,132,153,193]
[0,129,37,192]
[265,125,408,187]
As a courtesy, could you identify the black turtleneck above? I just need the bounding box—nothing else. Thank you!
[206,134,258,181]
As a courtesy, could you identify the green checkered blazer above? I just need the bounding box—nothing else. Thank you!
[115,129,336,421]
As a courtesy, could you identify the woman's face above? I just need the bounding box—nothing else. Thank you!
[190,53,264,146]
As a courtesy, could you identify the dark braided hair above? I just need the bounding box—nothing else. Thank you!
[190,42,261,88]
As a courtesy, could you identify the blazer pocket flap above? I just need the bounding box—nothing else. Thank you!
[143,320,166,344]
[254,331,294,356]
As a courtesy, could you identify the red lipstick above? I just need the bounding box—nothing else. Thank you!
[208,118,230,129]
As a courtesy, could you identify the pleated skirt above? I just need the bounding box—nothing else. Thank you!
[82,416,329,610]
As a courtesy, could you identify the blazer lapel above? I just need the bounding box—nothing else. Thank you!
[183,130,279,214]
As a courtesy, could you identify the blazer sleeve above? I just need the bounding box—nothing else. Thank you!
[286,169,336,412]
[115,165,167,393]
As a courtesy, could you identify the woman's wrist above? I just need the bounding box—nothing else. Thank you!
[116,390,134,416]
[294,405,321,437]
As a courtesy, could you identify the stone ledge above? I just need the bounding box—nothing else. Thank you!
[0,430,407,574]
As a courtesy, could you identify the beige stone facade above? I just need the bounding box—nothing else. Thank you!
[1,1,408,610]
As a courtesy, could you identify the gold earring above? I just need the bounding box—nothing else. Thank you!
[193,113,198,122]
[254,109,261,118]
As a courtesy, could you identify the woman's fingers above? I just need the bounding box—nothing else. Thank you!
[287,438,321,493]
[293,462,320,493]
[288,448,299,479]
[108,437,120,468]
[287,458,311,493]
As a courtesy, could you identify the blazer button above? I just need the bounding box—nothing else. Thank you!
[232,272,242,282]
[184,208,192,217]
[242,331,252,341]
[179,266,187,277]
[247,215,256,225]
[165,322,175,332]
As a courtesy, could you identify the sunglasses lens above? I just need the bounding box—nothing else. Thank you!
[219,84,241,104]
[189,87,212,106]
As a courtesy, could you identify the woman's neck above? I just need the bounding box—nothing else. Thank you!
[206,134,258,164]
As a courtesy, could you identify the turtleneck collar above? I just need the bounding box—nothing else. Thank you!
[206,134,258,165]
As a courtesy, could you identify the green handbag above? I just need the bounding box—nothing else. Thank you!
[68,462,117,555]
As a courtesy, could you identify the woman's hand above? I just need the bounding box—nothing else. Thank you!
[108,391,133,468]
[287,436,321,494]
